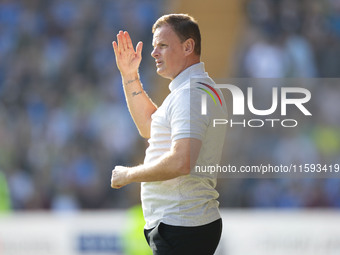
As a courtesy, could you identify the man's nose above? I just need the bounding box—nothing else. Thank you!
[151,47,158,58]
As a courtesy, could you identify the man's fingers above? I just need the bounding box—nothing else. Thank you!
[111,182,122,189]
[136,41,143,58]
[117,31,124,52]
[112,41,118,55]
[121,31,128,51]
[124,31,133,50]
[116,30,141,56]
[111,168,123,189]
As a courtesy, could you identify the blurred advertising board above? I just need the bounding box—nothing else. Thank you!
[0,210,340,255]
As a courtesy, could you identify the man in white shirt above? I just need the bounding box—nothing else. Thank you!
[111,14,227,255]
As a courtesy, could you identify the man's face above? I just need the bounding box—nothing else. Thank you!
[151,25,186,80]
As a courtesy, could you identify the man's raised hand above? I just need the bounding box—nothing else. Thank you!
[112,31,143,77]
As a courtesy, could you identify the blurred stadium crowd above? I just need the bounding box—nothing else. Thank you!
[0,0,339,211]
[219,0,340,208]
[0,0,162,210]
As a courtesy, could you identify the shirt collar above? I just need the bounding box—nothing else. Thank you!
[169,62,205,92]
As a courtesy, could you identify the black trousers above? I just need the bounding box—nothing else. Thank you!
[144,218,222,255]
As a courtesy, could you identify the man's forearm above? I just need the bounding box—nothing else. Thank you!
[111,139,201,189]
[127,138,200,183]
[127,150,190,183]
[121,73,157,138]
[111,151,186,189]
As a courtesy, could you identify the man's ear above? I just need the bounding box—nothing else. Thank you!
[183,38,195,56]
